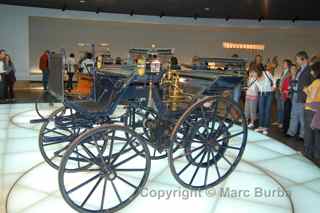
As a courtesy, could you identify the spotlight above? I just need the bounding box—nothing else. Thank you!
[193,13,199,20]
[160,11,165,18]
[258,16,264,22]
[96,8,100,14]
[225,16,230,21]
[292,16,299,23]
[130,10,134,16]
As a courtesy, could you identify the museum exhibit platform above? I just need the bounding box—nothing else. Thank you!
[0,103,319,213]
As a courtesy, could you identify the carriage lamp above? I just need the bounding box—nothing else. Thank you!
[137,58,146,76]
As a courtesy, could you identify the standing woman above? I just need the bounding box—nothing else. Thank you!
[244,62,259,128]
[303,61,320,163]
[3,54,16,101]
[282,64,297,134]
[273,59,292,127]
[255,64,274,135]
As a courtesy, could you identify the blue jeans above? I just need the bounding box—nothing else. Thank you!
[258,92,273,128]
[287,95,304,138]
[42,69,49,90]
[275,91,284,123]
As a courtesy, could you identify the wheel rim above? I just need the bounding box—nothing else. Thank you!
[169,96,247,190]
[39,107,90,171]
[59,124,151,212]
[35,92,59,119]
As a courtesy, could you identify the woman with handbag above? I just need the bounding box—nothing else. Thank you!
[255,64,274,135]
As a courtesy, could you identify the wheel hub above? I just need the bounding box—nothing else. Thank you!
[101,165,117,180]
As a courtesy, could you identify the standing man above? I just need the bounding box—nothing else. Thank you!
[66,53,77,91]
[39,50,50,91]
[287,51,314,139]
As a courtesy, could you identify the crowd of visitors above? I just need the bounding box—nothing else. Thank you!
[244,51,320,164]
[1,47,319,165]
[38,50,95,92]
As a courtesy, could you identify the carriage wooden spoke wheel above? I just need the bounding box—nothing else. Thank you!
[58,125,151,212]
[168,96,247,190]
[39,107,93,171]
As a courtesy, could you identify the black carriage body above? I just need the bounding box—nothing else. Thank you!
[38,56,248,213]
[91,67,244,119]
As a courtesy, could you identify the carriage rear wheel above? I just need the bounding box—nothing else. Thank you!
[39,107,91,171]
[168,96,247,190]
[59,124,151,212]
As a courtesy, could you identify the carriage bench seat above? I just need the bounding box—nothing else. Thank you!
[64,99,108,114]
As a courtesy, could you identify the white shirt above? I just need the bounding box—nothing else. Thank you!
[66,57,76,73]
[0,61,5,74]
[246,77,258,97]
[256,71,274,92]
[80,59,95,74]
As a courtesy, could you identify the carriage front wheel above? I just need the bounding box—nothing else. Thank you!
[168,96,247,190]
[58,124,151,212]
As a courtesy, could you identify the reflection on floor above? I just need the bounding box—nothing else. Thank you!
[0,103,320,213]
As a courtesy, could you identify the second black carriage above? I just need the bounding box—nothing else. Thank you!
[37,48,248,212]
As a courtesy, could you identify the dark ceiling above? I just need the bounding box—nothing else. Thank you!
[1,0,320,21]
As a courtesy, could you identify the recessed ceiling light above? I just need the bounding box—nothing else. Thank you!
[204,7,210,11]
[80,0,86,3]
[100,43,109,47]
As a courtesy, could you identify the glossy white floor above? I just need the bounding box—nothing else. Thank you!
[1,103,320,213]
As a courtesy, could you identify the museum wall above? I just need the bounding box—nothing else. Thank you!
[29,17,320,76]
[1,4,320,80]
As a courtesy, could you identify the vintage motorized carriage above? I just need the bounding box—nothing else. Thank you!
[36,47,247,212]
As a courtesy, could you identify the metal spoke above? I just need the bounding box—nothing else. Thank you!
[67,173,100,194]
[44,128,70,137]
[100,178,107,210]
[111,136,134,165]
[81,143,98,162]
[107,131,115,164]
[43,140,69,146]
[221,154,233,166]
[189,150,207,185]
[117,175,138,189]
[76,146,80,169]
[113,153,140,168]
[72,150,97,165]
[81,176,103,207]
[115,168,145,172]
[92,135,107,167]
[177,149,205,176]
[204,150,210,186]
[209,150,221,179]
[173,145,204,160]
[215,131,244,143]
[111,180,122,203]
[220,144,241,150]
[53,146,69,156]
